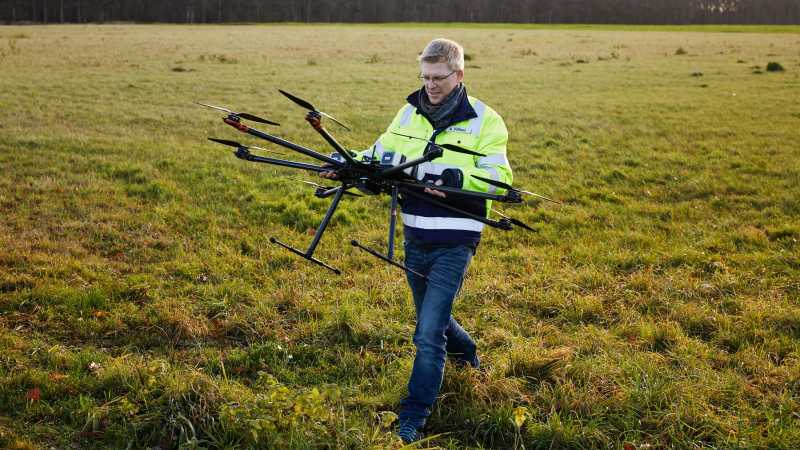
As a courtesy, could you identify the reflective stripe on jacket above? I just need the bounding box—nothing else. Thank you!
[365,89,512,246]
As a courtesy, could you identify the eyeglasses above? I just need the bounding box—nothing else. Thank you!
[418,70,456,84]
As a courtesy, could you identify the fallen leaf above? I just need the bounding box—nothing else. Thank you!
[49,372,68,382]
[379,411,398,428]
[26,387,41,402]
[512,406,528,429]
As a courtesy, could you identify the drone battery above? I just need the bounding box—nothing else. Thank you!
[380,151,406,168]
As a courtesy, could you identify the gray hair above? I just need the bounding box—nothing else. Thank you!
[419,38,464,72]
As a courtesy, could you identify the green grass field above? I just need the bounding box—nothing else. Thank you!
[1,24,799,449]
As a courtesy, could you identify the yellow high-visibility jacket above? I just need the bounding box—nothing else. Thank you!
[365,89,512,247]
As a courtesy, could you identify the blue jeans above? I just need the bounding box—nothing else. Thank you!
[399,240,477,429]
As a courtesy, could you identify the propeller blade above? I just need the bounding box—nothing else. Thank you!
[208,138,272,153]
[290,178,362,197]
[196,102,232,114]
[238,113,280,126]
[390,132,484,156]
[510,218,537,232]
[279,89,351,131]
[208,138,242,148]
[441,144,486,157]
[492,209,537,232]
[391,131,425,141]
[519,191,563,205]
[279,89,316,111]
[196,102,279,126]
[296,179,324,189]
[318,111,351,131]
[475,175,562,205]
[472,174,514,191]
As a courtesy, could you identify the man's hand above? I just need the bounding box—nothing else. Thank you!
[424,168,463,198]
[319,163,340,180]
[424,179,447,198]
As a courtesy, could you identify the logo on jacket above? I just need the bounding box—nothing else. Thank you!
[445,126,470,133]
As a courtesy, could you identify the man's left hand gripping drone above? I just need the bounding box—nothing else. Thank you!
[198,91,556,278]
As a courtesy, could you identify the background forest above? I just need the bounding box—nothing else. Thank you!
[4,0,800,25]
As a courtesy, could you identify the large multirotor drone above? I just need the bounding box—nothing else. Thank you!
[199,90,559,278]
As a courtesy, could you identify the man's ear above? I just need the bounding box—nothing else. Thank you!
[456,70,465,83]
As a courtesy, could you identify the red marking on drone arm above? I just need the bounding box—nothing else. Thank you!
[305,115,323,131]
[223,118,249,132]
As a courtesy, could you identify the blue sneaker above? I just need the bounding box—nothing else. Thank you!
[467,350,480,369]
[450,350,480,369]
[398,422,423,444]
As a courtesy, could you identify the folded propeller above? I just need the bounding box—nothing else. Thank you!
[491,208,537,232]
[390,131,486,157]
[290,178,363,197]
[207,138,284,155]
[279,89,351,131]
[196,102,280,126]
[472,175,562,205]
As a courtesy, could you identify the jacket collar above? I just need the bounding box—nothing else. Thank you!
[406,86,477,131]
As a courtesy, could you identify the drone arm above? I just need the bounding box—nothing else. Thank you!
[462,159,512,195]
[224,116,344,167]
[314,184,360,198]
[394,180,511,203]
[235,149,329,173]
[305,112,362,167]
[398,187,511,230]
[378,146,443,178]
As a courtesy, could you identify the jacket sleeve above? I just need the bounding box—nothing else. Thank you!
[460,109,512,194]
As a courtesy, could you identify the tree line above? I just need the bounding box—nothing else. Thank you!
[3,0,799,25]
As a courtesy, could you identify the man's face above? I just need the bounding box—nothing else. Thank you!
[420,61,464,105]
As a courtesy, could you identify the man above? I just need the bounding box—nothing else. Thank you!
[322,38,512,443]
